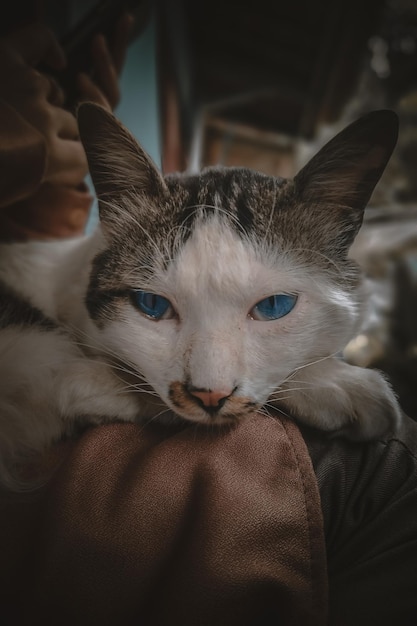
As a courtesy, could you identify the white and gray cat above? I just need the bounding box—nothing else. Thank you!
[0,103,402,488]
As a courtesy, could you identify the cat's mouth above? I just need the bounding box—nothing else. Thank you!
[168,381,258,424]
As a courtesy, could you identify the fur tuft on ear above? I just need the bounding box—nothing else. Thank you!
[77,103,167,229]
[294,110,399,246]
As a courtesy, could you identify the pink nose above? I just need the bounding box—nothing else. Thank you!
[188,388,233,409]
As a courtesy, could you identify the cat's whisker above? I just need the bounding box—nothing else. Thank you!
[61,321,144,371]
[263,403,293,422]
[265,396,296,404]
[111,377,157,392]
[161,226,182,261]
[151,407,173,421]
[182,203,244,232]
[120,262,170,287]
[255,406,292,429]
[261,183,278,247]
[119,379,155,389]
[135,407,174,436]
[164,203,248,262]
[66,342,145,381]
[269,384,316,398]
[58,323,169,395]
[255,406,276,421]
[100,196,170,267]
[115,387,159,398]
[60,319,173,406]
[272,376,335,390]
[287,352,340,376]
[42,349,156,393]
[290,247,346,277]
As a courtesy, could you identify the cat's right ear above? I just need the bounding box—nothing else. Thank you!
[77,103,167,231]
[293,110,399,249]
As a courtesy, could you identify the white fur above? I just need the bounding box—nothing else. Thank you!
[0,214,401,487]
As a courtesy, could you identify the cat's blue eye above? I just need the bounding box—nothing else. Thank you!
[250,294,297,321]
[131,290,172,320]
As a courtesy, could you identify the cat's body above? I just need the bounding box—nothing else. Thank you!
[0,104,402,487]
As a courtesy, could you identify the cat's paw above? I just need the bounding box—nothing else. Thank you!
[273,359,402,441]
[329,367,402,440]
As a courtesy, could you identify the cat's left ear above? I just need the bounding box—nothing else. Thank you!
[77,102,167,224]
[294,110,398,238]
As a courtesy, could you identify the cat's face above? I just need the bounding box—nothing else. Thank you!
[78,104,398,425]
[87,207,359,424]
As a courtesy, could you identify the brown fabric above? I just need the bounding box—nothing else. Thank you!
[0,181,93,240]
[0,414,328,626]
[0,98,46,208]
[0,98,91,240]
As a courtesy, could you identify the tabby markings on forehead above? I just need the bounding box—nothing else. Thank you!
[165,168,290,248]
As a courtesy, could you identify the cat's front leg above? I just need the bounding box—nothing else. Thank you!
[0,328,150,489]
[56,358,145,426]
[272,358,402,440]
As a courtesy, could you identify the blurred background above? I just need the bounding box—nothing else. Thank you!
[8,0,417,418]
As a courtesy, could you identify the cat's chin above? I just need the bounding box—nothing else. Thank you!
[167,406,254,427]
[150,403,244,427]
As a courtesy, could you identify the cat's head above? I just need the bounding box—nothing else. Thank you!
[78,103,398,425]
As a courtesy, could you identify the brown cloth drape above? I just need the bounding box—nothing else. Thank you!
[0,414,328,626]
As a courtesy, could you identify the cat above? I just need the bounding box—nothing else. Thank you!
[0,102,402,489]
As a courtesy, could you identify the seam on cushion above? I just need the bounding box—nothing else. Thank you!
[281,417,329,625]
